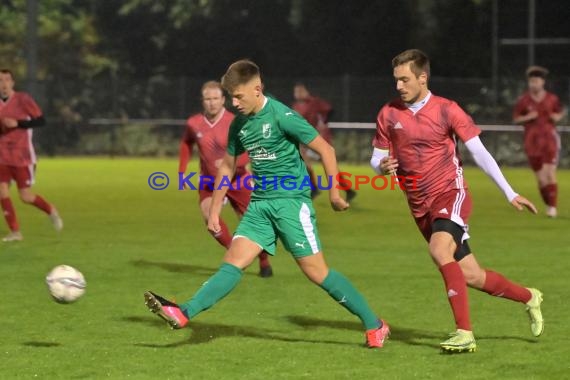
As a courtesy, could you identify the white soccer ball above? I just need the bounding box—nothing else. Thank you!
[46,265,86,304]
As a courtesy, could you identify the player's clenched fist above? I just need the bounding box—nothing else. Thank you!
[331,196,349,211]
[207,215,221,234]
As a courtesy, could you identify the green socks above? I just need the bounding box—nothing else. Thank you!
[180,262,243,319]
[179,264,379,331]
[320,269,380,330]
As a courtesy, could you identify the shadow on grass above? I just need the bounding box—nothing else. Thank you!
[476,335,537,343]
[126,314,538,350]
[123,315,169,328]
[131,259,262,277]
[284,315,538,348]
[285,315,440,349]
[131,259,216,275]
[126,316,358,348]
[22,341,61,347]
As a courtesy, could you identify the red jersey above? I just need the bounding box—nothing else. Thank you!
[0,92,42,166]
[292,96,333,143]
[512,91,562,153]
[292,96,332,127]
[373,94,481,217]
[179,109,248,177]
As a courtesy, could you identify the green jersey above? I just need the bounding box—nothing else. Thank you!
[227,97,319,200]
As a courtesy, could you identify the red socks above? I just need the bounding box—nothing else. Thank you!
[438,265,532,331]
[258,251,270,268]
[209,219,271,269]
[539,184,558,207]
[481,270,532,303]
[1,197,19,232]
[2,195,55,232]
[439,262,471,331]
[32,195,53,214]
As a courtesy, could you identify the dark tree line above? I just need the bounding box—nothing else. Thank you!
[1,0,568,120]
[3,0,569,82]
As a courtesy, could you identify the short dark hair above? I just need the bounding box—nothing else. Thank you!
[0,69,15,80]
[526,65,548,79]
[221,60,261,92]
[392,49,430,78]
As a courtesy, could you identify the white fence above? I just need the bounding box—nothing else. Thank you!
[63,119,569,167]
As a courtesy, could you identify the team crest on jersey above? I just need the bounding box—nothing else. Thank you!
[196,132,203,139]
[262,123,272,138]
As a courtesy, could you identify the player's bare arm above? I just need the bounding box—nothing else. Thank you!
[513,111,538,124]
[208,153,237,233]
[306,135,348,211]
[1,117,18,128]
[1,115,46,129]
[549,110,565,123]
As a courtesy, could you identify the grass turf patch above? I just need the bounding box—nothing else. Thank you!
[1,158,568,379]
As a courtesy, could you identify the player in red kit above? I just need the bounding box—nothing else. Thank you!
[179,81,272,277]
[0,69,63,242]
[370,50,543,353]
[513,66,565,218]
[292,83,356,202]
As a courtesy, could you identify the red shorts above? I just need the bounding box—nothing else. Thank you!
[525,131,560,171]
[198,188,251,215]
[198,175,252,215]
[414,189,472,243]
[0,164,35,189]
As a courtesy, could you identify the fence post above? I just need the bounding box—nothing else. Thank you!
[110,71,119,158]
[342,73,350,121]
[179,76,187,117]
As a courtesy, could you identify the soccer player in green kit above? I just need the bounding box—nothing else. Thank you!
[145,60,390,348]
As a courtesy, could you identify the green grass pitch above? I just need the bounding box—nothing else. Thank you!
[1,158,568,379]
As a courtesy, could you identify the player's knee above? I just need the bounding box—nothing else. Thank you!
[299,261,328,284]
[303,269,327,285]
[223,239,261,269]
[428,240,455,265]
[199,207,210,220]
[19,193,35,204]
[223,252,252,270]
[463,267,485,288]
[546,173,557,184]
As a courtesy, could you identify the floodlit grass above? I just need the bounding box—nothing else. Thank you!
[1,158,568,379]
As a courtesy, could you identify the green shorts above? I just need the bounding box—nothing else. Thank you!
[234,198,322,258]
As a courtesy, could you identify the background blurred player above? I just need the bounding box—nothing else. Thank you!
[147,60,389,348]
[0,69,63,242]
[179,80,272,277]
[513,66,565,218]
[370,49,543,353]
[292,82,356,201]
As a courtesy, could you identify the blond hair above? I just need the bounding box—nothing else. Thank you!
[201,80,223,95]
